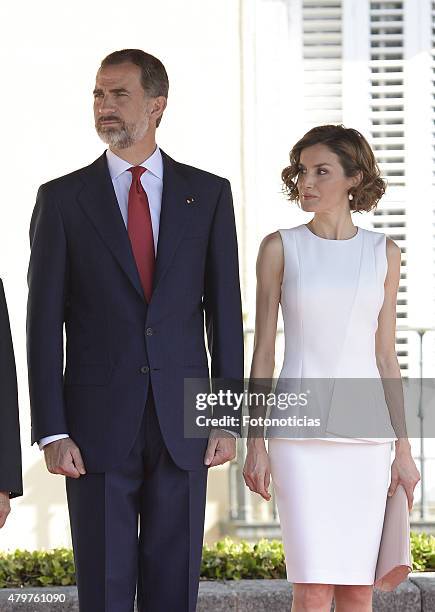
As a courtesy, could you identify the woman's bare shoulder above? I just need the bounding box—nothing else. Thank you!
[386,236,401,259]
[257,231,284,263]
[256,232,284,282]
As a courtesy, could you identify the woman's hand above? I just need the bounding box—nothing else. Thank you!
[0,491,11,528]
[389,443,420,511]
[243,440,272,501]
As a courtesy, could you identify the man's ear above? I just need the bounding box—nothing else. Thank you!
[150,96,167,124]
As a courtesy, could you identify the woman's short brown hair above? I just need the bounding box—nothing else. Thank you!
[281,124,386,212]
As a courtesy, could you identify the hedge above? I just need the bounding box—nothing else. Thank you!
[0,534,434,587]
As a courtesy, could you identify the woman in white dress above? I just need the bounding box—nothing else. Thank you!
[243,125,420,612]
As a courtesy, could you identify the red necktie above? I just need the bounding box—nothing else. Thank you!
[127,166,155,302]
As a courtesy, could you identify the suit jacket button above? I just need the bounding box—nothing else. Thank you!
[146,327,154,336]
[140,366,150,374]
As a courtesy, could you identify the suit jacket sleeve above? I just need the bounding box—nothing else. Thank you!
[27,186,69,445]
[0,279,23,498]
[203,179,244,436]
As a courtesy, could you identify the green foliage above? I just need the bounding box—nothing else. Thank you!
[0,549,75,588]
[410,532,435,572]
[0,533,433,587]
[201,537,286,580]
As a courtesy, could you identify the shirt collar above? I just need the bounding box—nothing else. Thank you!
[105,145,163,181]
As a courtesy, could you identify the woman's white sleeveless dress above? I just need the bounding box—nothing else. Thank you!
[267,224,397,585]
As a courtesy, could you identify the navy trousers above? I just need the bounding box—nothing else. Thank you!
[66,388,209,612]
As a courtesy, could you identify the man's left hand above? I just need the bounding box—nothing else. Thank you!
[204,429,237,467]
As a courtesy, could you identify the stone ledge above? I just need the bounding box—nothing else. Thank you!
[197,578,422,612]
[408,573,435,612]
[0,573,432,611]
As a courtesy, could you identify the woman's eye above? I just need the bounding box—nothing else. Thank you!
[298,168,306,175]
[318,168,328,175]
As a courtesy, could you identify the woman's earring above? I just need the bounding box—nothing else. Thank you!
[348,192,354,201]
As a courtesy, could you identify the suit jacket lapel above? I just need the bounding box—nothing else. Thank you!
[76,150,193,304]
[152,151,192,296]
[77,153,145,301]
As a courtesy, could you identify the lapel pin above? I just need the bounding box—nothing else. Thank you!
[186,197,196,205]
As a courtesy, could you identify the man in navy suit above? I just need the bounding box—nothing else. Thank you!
[0,278,22,525]
[27,49,243,612]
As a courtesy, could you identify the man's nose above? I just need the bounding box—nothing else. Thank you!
[96,96,116,114]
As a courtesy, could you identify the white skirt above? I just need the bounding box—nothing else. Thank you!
[267,438,392,585]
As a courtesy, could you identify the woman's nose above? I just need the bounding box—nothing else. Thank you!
[301,174,315,189]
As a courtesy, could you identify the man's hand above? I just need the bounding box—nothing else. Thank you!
[44,438,86,479]
[204,429,237,467]
[0,491,10,528]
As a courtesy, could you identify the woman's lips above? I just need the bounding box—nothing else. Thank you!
[302,194,318,200]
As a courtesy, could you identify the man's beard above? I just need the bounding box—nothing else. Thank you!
[95,115,150,149]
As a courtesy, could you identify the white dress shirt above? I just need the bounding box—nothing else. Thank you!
[39,146,237,449]
[106,145,163,252]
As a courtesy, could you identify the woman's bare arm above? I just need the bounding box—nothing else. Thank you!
[375,237,408,442]
[246,232,283,445]
[250,232,283,374]
[375,237,420,508]
[243,232,283,501]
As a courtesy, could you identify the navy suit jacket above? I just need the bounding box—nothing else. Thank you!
[27,151,244,472]
[0,279,22,497]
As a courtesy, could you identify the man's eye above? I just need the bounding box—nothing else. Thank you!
[116,93,127,97]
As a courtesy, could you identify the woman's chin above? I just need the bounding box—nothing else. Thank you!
[300,202,319,212]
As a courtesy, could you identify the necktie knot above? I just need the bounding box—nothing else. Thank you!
[128,166,147,192]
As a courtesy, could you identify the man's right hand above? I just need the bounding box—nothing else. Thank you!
[43,438,86,479]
